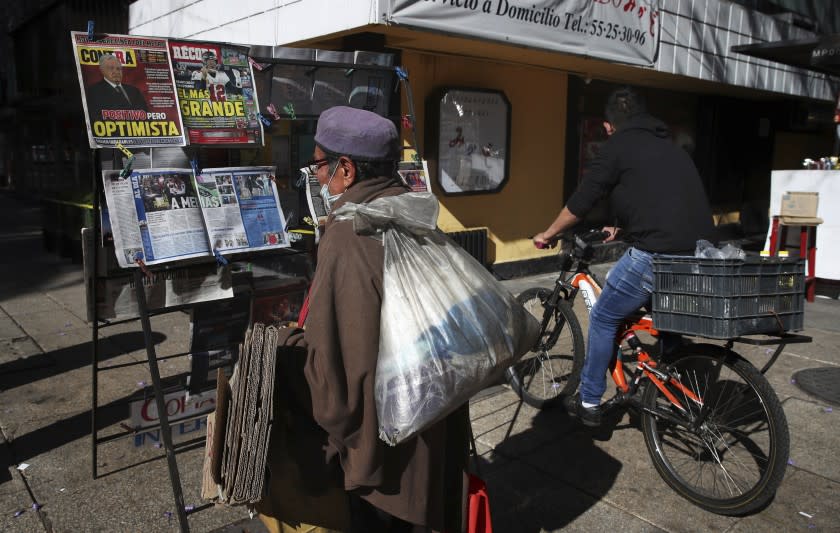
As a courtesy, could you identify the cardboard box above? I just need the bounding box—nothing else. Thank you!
[780,191,819,218]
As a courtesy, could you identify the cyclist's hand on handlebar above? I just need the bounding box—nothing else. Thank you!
[601,226,620,242]
[577,228,610,244]
[533,232,558,249]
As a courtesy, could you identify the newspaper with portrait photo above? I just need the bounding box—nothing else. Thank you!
[72,32,185,148]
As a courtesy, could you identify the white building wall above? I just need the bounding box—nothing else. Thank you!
[129,0,380,46]
[129,0,838,101]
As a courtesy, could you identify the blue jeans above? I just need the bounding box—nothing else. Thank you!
[579,247,654,405]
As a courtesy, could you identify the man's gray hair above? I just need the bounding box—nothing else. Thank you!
[98,54,120,71]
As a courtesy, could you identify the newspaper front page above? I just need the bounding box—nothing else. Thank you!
[71,32,185,148]
[169,40,263,145]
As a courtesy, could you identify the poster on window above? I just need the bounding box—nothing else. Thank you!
[169,40,263,145]
[71,32,185,148]
[436,89,510,195]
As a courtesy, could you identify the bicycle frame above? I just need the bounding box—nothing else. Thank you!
[556,256,705,417]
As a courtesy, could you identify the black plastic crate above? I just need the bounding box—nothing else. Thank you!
[652,256,805,339]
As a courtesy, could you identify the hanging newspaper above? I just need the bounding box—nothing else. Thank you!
[169,40,263,145]
[195,167,290,253]
[398,160,431,193]
[71,32,185,148]
[82,228,234,321]
[103,167,291,268]
[103,169,210,267]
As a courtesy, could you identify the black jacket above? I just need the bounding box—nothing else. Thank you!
[566,114,715,253]
[86,80,148,122]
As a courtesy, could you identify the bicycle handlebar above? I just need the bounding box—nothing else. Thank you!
[532,229,609,250]
[576,229,610,245]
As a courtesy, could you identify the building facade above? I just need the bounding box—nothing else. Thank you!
[124,0,840,273]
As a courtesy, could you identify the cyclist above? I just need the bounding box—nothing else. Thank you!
[533,86,715,426]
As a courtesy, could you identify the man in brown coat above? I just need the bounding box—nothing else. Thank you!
[272,106,469,532]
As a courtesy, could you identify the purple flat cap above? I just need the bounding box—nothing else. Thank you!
[314,106,399,161]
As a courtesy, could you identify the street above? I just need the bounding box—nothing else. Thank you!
[0,191,838,532]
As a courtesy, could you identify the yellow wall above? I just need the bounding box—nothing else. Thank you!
[400,51,568,264]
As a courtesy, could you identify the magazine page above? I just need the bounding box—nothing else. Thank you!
[71,32,185,148]
[169,40,263,145]
[102,264,233,320]
[103,168,210,267]
[195,167,291,253]
[398,160,431,192]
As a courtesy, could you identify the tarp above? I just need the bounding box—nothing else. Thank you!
[732,34,840,78]
[386,0,661,67]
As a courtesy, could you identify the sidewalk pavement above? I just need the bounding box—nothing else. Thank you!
[1,190,838,532]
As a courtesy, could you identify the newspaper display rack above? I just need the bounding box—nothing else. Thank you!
[80,30,412,533]
[88,153,312,533]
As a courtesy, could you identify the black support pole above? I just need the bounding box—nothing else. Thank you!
[133,269,190,532]
[90,148,101,480]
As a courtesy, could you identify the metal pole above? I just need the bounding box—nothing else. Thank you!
[90,148,100,480]
[133,269,190,532]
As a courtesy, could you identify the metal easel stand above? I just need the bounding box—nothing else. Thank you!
[89,148,191,532]
[133,267,190,532]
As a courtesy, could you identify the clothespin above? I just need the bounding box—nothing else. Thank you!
[395,66,408,81]
[213,248,229,266]
[266,103,282,121]
[115,142,133,159]
[87,21,95,41]
[401,115,413,130]
[134,256,153,278]
[116,143,135,178]
[247,57,268,71]
[282,103,296,120]
[257,113,272,127]
[119,155,135,179]
[303,216,318,228]
[190,155,201,176]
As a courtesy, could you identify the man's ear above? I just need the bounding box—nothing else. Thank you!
[339,156,356,188]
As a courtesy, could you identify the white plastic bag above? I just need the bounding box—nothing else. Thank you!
[333,193,539,446]
[695,239,746,260]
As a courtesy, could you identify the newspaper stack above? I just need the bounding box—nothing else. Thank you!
[201,323,278,504]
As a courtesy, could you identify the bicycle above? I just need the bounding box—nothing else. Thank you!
[504,230,811,515]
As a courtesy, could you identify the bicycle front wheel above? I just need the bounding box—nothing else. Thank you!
[641,344,789,515]
[506,288,585,409]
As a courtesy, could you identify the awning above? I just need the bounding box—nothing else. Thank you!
[731,35,840,78]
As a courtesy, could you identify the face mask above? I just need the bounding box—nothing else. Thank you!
[319,162,343,214]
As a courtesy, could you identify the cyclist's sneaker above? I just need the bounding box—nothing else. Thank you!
[564,393,602,427]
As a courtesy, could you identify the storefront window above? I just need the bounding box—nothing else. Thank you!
[432,88,510,195]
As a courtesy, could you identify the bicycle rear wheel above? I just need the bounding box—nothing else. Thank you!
[641,344,789,515]
[506,288,585,409]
